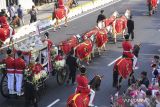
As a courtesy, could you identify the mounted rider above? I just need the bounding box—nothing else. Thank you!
[122,34,137,70]
[0,49,15,94]
[76,66,96,107]
[15,51,26,96]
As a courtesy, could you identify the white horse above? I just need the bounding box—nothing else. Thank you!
[109,10,131,43]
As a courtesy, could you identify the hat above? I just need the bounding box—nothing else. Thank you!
[7,49,12,55]
[80,65,86,74]
[44,32,49,38]
[17,50,22,56]
[151,64,157,68]
[124,34,129,40]
[100,10,104,13]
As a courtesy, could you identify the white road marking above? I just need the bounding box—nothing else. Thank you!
[107,56,122,66]
[47,99,60,107]
[0,0,121,50]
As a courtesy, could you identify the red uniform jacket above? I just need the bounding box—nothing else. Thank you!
[3,56,15,73]
[14,58,25,74]
[0,16,9,29]
[76,75,90,94]
[122,40,134,58]
[32,63,44,74]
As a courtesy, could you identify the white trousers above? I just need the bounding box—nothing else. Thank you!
[133,55,137,69]
[15,74,23,93]
[89,89,95,105]
[9,26,13,38]
[7,73,14,92]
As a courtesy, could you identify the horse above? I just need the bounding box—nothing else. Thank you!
[53,0,70,31]
[82,27,108,58]
[111,10,131,43]
[97,11,119,31]
[66,75,103,107]
[74,39,93,65]
[59,34,81,55]
[112,44,141,90]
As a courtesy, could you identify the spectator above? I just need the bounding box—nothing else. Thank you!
[151,64,159,86]
[127,15,134,40]
[97,10,106,24]
[73,0,78,7]
[138,71,150,88]
[17,5,24,25]
[8,3,16,21]
[29,6,38,23]
[153,55,160,69]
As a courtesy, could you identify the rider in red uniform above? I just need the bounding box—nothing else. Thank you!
[1,49,15,94]
[76,66,95,107]
[15,51,26,96]
[122,34,137,70]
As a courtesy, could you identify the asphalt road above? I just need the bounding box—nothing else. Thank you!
[0,0,160,106]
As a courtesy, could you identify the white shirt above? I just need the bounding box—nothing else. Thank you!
[9,6,16,17]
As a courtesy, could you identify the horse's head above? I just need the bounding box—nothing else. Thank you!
[124,9,131,19]
[132,43,141,57]
[112,11,119,18]
[75,34,83,43]
[89,74,103,91]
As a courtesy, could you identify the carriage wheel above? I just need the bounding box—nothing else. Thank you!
[57,67,68,85]
[0,74,10,98]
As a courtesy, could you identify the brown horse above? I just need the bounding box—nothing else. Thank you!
[74,39,93,64]
[66,75,103,107]
[113,44,140,90]
[82,27,108,57]
[59,35,80,55]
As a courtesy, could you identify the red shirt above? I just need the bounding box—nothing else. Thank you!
[76,75,90,94]
[122,40,134,58]
[14,57,25,74]
[3,56,15,73]
[0,16,9,29]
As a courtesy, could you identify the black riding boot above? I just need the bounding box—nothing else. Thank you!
[113,70,118,88]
